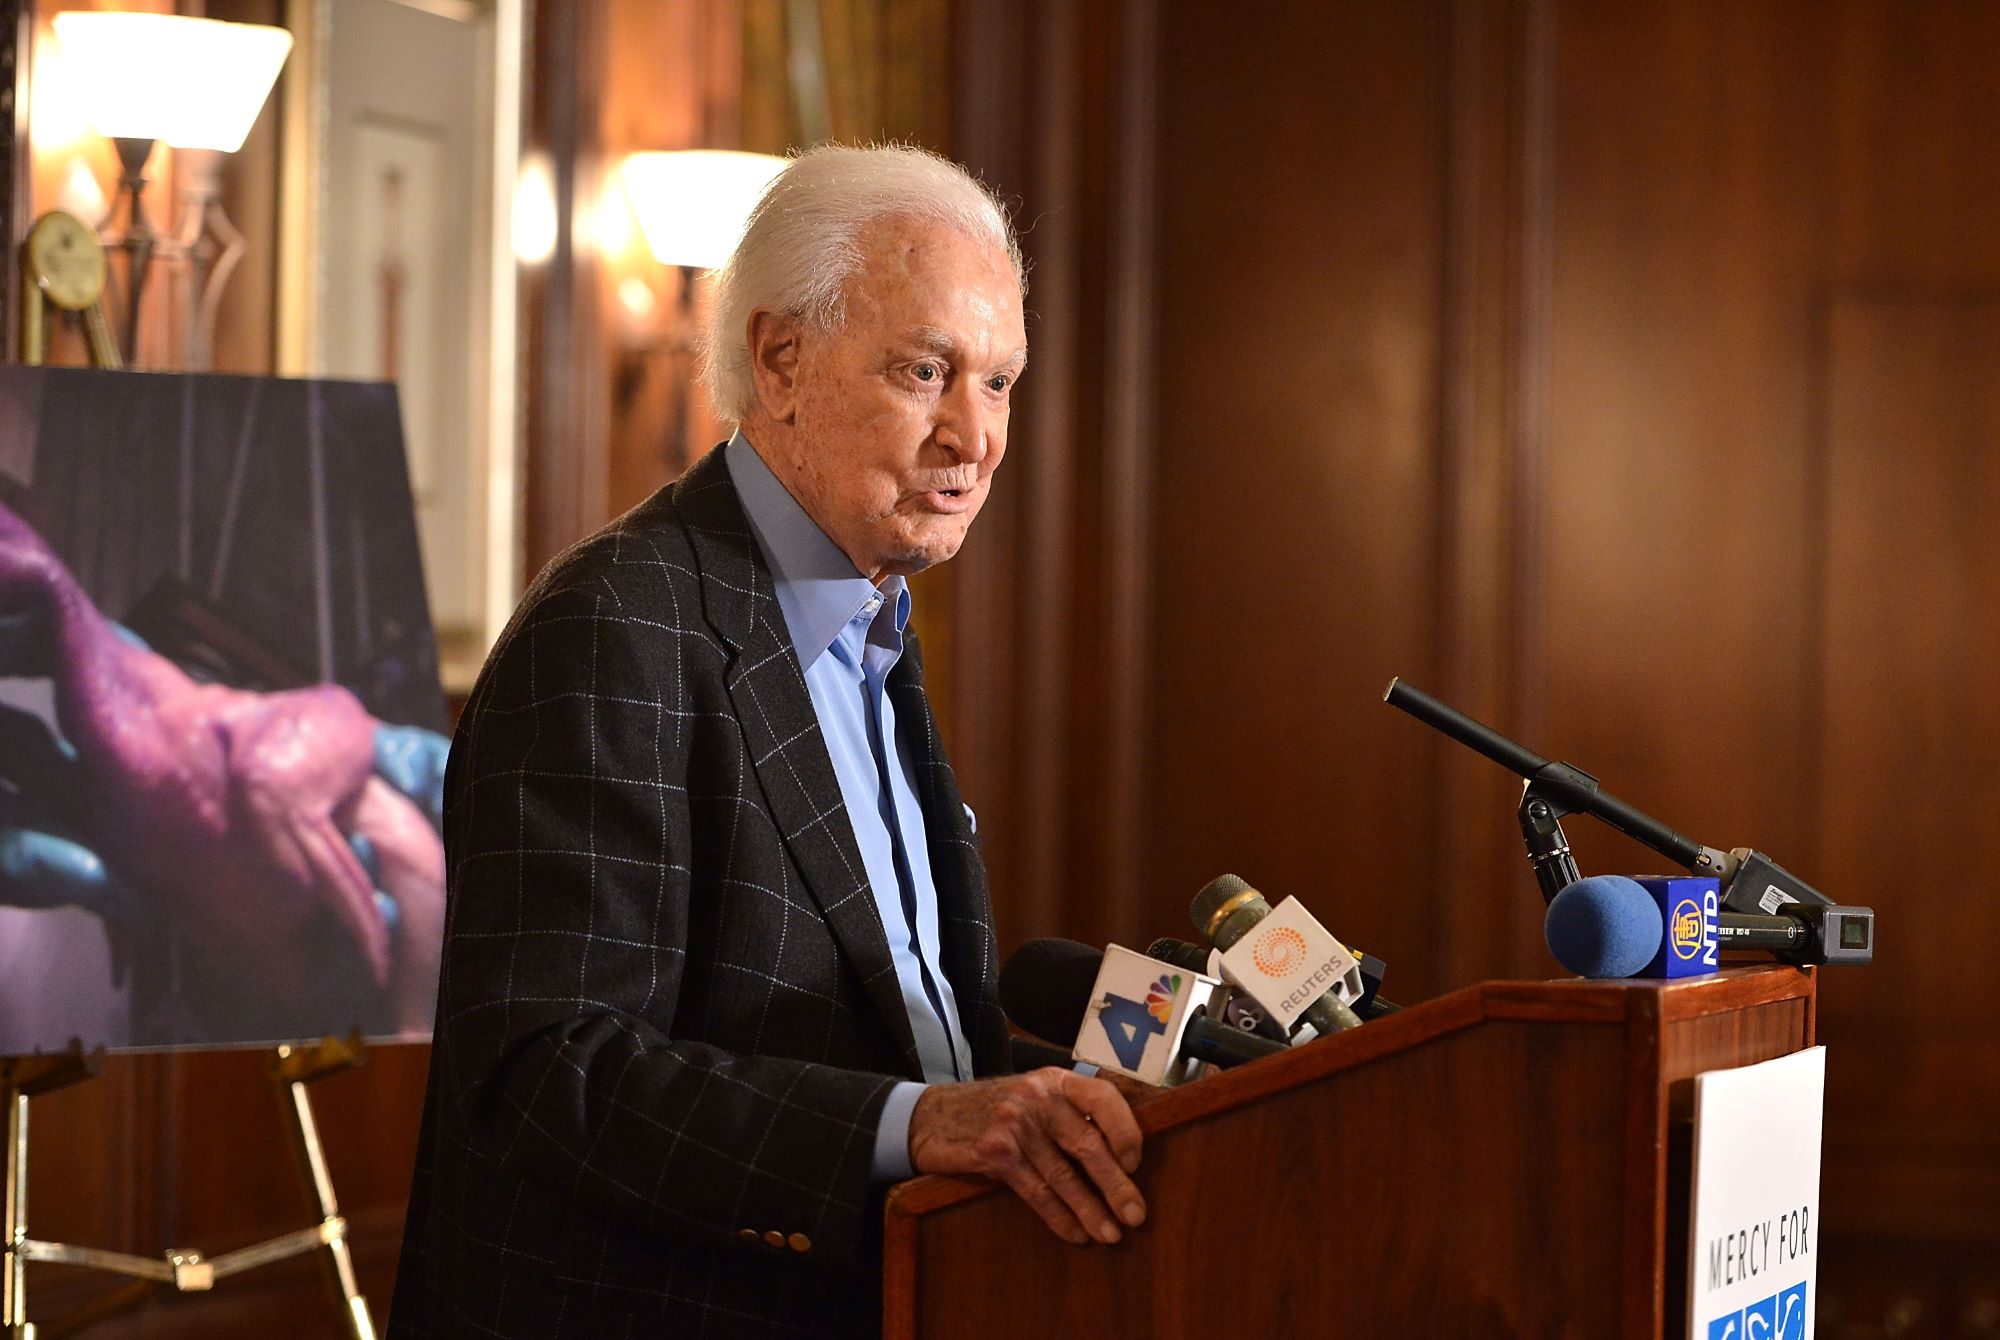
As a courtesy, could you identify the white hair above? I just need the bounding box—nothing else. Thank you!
[698,143,1025,424]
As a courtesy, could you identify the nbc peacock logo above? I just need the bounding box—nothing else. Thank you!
[1145,974,1181,1023]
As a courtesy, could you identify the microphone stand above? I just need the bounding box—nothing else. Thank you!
[1519,779,1585,906]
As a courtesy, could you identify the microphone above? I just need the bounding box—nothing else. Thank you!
[1719,902,1874,965]
[1544,876,1666,978]
[1148,936,1403,1024]
[1144,937,1290,1040]
[1545,875,1875,978]
[1188,875,1364,1035]
[1382,677,1837,917]
[998,938,1288,1084]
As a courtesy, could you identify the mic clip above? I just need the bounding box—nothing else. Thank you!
[1518,771,1594,905]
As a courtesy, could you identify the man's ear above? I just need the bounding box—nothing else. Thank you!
[746,309,802,423]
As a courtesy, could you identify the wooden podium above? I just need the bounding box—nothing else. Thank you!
[883,965,1815,1339]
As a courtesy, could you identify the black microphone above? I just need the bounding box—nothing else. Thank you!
[1384,678,1721,870]
[1719,904,1874,966]
[1383,677,1837,916]
[998,938,1288,1081]
[1188,876,1364,1036]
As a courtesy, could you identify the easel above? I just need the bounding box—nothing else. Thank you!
[3,1035,377,1339]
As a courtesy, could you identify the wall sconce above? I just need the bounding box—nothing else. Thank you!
[621,150,788,273]
[617,151,785,452]
[51,11,292,369]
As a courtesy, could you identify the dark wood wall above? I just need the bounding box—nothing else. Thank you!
[946,0,2000,1333]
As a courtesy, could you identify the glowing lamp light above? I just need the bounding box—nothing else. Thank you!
[51,12,293,153]
[512,152,558,265]
[621,151,787,271]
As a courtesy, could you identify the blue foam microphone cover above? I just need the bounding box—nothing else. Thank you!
[1544,875,1664,979]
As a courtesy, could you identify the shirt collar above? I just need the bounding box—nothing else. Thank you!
[726,430,909,670]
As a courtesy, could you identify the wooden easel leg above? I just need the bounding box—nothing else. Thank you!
[4,1086,33,1340]
[275,1049,375,1340]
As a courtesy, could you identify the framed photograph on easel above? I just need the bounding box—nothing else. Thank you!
[0,365,445,1054]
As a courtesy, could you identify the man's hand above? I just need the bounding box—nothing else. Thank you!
[908,1067,1146,1246]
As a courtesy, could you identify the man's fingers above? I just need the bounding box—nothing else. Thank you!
[1019,1126,1123,1245]
[1047,1097,1147,1231]
[906,1072,1151,1250]
[1000,1157,1092,1246]
[1063,1074,1145,1175]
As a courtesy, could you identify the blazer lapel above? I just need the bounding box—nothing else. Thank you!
[888,634,1011,1076]
[673,448,925,1080]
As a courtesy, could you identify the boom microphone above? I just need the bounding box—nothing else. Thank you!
[1188,876,1364,1035]
[1382,677,1838,918]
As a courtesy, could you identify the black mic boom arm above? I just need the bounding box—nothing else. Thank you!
[1383,677,1834,915]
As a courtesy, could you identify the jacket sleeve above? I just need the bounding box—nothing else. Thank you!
[433,577,897,1267]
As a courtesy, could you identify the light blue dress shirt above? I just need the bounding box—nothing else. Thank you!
[726,433,968,1181]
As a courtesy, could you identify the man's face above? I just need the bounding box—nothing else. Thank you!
[772,214,1026,581]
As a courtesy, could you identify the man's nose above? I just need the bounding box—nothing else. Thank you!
[934,379,995,463]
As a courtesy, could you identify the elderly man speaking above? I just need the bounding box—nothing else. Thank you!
[390,145,1145,1337]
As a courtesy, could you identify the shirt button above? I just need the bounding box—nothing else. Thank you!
[762,1230,786,1249]
[788,1233,812,1253]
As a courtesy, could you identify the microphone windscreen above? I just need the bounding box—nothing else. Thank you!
[1189,873,1252,933]
[998,938,1104,1046]
[1545,875,1663,978]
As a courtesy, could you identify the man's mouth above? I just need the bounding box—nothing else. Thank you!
[917,485,977,513]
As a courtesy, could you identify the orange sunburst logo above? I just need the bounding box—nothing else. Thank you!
[1251,925,1308,977]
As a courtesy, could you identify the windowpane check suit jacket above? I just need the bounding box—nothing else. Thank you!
[389,446,1012,1338]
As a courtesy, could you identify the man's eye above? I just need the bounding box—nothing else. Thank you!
[912,363,941,383]
[987,374,1011,393]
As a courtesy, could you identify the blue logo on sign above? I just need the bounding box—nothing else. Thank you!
[1775,1283,1807,1340]
[1709,1282,1807,1340]
[1741,1292,1777,1339]
[1094,992,1166,1069]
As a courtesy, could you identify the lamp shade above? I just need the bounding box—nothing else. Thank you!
[52,12,292,153]
[621,150,787,270]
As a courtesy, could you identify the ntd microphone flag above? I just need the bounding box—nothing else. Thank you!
[1637,875,1720,978]
[1072,944,1219,1085]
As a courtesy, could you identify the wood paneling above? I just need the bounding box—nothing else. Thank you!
[1145,0,1452,991]
[955,0,2000,1320]
[942,0,1162,950]
[1817,299,2000,1244]
[519,0,612,579]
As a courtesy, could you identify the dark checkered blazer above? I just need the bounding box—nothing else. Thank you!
[389,445,1012,1338]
